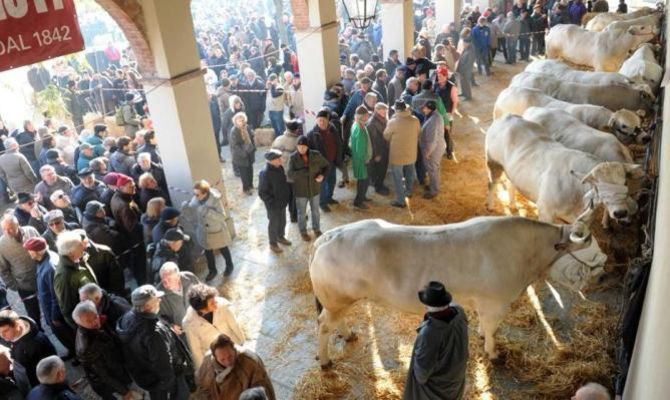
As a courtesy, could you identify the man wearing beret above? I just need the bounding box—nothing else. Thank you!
[13,193,48,233]
[71,168,105,213]
[404,281,469,400]
[100,172,120,217]
[272,119,302,222]
[258,149,291,253]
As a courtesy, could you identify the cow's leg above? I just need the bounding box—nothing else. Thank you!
[486,160,504,210]
[317,309,337,368]
[506,179,518,210]
[479,302,509,360]
[336,319,357,342]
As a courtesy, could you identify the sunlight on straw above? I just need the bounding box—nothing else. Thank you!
[474,357,494,400]
[545,281,565,310]
[527,285,564,350]
[495,185,513,216]
[468,115,481,125]
[367,305,403,397]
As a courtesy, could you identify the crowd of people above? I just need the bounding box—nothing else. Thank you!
[0,0,629,399]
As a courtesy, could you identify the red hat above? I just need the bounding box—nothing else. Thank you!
[115,174,134,187]
[102,172,121,186]
[23,237,47,252]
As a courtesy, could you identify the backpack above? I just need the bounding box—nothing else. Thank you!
[115,106,125,126]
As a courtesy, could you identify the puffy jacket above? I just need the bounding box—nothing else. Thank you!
[109,150,135,175]
[71,181,105,212]
[0,226,40,291]
[258,163,290,210]
[229,126,256,167]
[383,109,421,165]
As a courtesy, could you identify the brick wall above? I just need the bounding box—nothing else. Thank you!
[290,0,310,31]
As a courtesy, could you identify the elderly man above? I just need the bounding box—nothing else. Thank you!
[117,285,193,400]
[0,137,37,194]
[110,137,135,176]
[77,142,95,172]
[258,149,291,253]
[73,300,138,400]
[82,201,121,253]
[44,149,79,186]
[383,100,421,208]
[387,66,406,110]
[35,165,74,210]
[130,152,168,195]
[137,130,162,164]
[49,190,79,227]
[138,173,168,211]
[196,333,275,400]
[0,345,23,399]
[42,209,73,252]
[0,310,56,391]
[151,228,191,282]
[366,102,390,196]
[111,174,147,285]
[305,109,342,212]
[420,101,447,199]
[157,262,200,336]
[0,214,41,323]
[240,68,267,130]
[53,231,98,329]
[404,281,468,400]
[26,356,81,400]
[71,168,105,212]
[77,229,125,297]
[78,283,130,328]
[572,382,611,400]
[14,192,48,233]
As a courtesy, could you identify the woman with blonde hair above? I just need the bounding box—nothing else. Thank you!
[229,112,255,194]
[184,179,234,281]
[141,196,165,245]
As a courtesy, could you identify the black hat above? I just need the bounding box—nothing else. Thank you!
[77,167,94,177]
[286,119,302,132]
[17,192,34,204]
[424,100,437,111]
[418,281,452,307]
[45,149,60,160]
[297,136,309,146]
[84,200,105,216]
[94,124,107,135]
[164,228,185,241]
[265,149,282,161]
[393,99,407,111]
[316,109,330,119]
[161,207,181,221]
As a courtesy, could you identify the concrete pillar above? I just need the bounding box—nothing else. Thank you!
[381,0,415,62]
[436,0,463,31]
[623,11,670,397]
[139,0,226,205]
[291,0,341,128]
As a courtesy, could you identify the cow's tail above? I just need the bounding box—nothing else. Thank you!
[309,235,326,318]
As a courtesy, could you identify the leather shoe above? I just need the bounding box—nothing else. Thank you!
[391,201,406,208]
[328,199,339,205]
[277,237,292,246]
[320,204,332,212]
[301,232,312,241]
[270,244,283,253]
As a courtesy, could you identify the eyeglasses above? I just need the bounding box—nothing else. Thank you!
[49,220,64,226]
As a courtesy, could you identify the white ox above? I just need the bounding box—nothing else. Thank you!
[493,87,644,144]
[525,59,635,87]
[545,24,655,71]
[509,71,655,113]
[310,215,604,366]
[586,7,656,32]
[619,44,664,91]
[485,114,643,223]
[604,13,662,35]
[522,107,634,163]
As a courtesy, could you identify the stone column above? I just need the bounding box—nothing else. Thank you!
[436,0,463,31]
[291,0,341,128]
[380,0,415,62]
[139,0,226,205]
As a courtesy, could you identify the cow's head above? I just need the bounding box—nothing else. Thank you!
[639,89,656,111]
[627,24,657,38]
[608,109,645,144]
[550,240,607,292]
[577,162,644,224]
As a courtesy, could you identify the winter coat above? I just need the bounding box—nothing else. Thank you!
[35,176,74,209]
[0,151,38,194]
[137,143,162,165]
[367,113,389,160]
[157,271,200,328]
[420,112,447,161]
[116,310,194,392]
[141,214,160,245]
[372,79,389,104]
[109,150,135,175]
[306,124,343,166]
[85,240,125,296]
[471,25,492,51]
[16,130,38,163]
[456,46,476,76]
[182,296,245,369]
[239,77,267,113]
[71,181,105,212]
[48,160,79,186]
[85,135,106,158]
[130,162,169,194]
[14,205,48,233]
[139,187,168,212]
[98,290,131,328]
[286,150,329,198]
[221,106,245,146]
[182,189,232,250]
[82,214,121,252]
[36,251,64,327]
[54,254,98,328]
[403,306,469,400]
[503,18,521,38]
[229,126,256,167]
[383,109,421,166]
[387,76,405,107]
[0,226,40,291]
[26,382,81,400]
[9,316,56,390]
[195,348,276,400]
[258,163,290,210]
[385,58,402,77]
[151,240,180,284]
[110,191,144,245]
[350,122,372,180]
[75,325,132,398]
[569,2,587,25]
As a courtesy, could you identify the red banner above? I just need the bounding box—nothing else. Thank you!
[0,0,85,72]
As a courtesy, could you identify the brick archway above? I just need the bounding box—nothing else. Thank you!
[94,0,157,77]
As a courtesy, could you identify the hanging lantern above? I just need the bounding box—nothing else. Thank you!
[341,0,379,30]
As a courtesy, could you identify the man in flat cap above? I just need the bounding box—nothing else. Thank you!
[404,281,469,400]
[258,149,291,253]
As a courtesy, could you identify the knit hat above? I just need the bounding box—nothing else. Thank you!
[84,201,105,217]
[103,172,121,186]
[297,136,309,146]
[163,228,185,242]
[23,237,47,252]
[161,207,181,221]
[115,174,134,188]
[17,192,34,204]
[45,149,60,161]
[45,209,64,224]
[265,149,282,161]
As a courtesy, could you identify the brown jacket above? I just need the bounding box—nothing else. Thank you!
[195,348,275,400]
[383,109,420,166]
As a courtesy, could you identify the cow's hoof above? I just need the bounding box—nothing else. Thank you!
[345,332,358,343]
[320,360,334,370]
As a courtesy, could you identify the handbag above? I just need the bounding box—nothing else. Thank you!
[225,213,236,240]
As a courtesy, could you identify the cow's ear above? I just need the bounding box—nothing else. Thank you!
[624,163,645,179]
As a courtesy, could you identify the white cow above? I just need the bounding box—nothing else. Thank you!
[510,71,655,112]
[619,44,664,91]
[525,59,635,87]
[546,24,655,71]
[604,13,662,35]
[493,87,644,143]
[586,7,656,32]
[310,215,604,366]
[522,107,634,163]
[485,115,643,223]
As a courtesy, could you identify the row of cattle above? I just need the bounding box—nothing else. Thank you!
[306,9,665,368]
